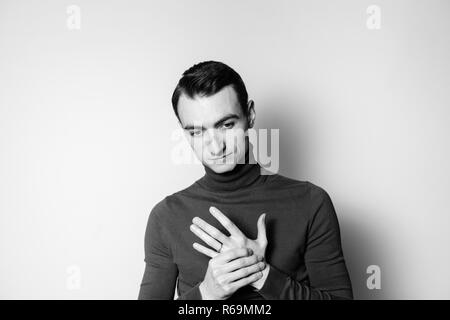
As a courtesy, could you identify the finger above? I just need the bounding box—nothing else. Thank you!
[215,247,252,264]
[193,242,218,258]
[209,206,244,237]
[225,261,266,283]
[221,255,263,273]
[192,216,229,244]
[190,224,222,251]
[256,213,267,244]
[229,271,263,291]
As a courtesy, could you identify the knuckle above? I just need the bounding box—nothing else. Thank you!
[239,248,248,256]
[217,276,226,286]
[227,251,236,259]
[244,256,254,266]
[209,259,217,268]
[210,230,219,238]
[237,236,245,243]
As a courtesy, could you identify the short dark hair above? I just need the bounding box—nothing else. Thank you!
[171,61,249,121]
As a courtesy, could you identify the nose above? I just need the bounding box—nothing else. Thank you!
[206,129,226,158]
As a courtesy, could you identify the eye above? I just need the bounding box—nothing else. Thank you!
[222,122,235,129]
[189,130,202,137]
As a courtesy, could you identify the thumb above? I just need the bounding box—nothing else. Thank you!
[256,213,267,244]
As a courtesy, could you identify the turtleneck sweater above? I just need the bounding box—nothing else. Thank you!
[138,144,353,300]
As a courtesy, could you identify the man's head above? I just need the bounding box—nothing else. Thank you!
[172,61,255,174]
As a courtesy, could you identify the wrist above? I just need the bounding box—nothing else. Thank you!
[199,281,217,300]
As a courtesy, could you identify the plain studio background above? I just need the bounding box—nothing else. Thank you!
[1,0,449,299]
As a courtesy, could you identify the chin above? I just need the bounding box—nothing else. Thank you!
[206,162,237,174]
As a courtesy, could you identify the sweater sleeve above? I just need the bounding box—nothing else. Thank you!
[257,186,353,300]
[176,283,203,300]
[138,205,205,300]
[138,208,178,299]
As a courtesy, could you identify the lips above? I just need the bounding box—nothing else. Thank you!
[211,153,231,161]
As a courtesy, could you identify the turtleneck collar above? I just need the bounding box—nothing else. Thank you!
[196,138,266,192]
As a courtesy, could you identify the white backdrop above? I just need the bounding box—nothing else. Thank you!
[1,0,449,299]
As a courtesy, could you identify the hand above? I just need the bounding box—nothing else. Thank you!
[190,206,269,289]
[199,247,266,300]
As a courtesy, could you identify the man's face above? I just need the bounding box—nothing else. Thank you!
[177,85,253,174]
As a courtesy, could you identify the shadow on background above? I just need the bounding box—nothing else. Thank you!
[339,211,386,299]
[257,95,387,299]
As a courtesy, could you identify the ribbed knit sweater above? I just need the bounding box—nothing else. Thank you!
[138,146,353,300]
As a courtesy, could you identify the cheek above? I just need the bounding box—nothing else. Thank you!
[224,131,246,154]
[190,139,204,156]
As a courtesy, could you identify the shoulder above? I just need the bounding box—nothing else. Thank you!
[306,180,333,205]
[266,172,335,220]
[147,181,199,222]
[266,171,330,200]
[301,181,338,227]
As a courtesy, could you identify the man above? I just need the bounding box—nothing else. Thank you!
[138,61,353,300]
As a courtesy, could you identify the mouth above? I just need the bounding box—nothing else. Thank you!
[210,153,232,161]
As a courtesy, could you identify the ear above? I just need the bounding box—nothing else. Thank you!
[246,100,256,128]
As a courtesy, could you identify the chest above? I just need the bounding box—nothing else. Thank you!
[165,190,311,284]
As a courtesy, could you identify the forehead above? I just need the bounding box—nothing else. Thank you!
[177,85,243,127]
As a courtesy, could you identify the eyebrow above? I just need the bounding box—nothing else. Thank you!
[183,113,240,130]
